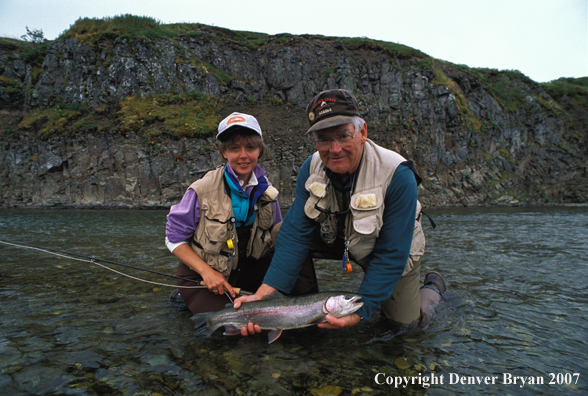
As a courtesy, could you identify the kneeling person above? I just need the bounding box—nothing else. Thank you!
[235,89,446,335]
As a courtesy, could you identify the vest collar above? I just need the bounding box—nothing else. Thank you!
[224,164,269,226]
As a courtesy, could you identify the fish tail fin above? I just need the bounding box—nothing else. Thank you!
[191,312,212,338]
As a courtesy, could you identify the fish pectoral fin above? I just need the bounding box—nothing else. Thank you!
[223,325,241,336]
[267,329,283,344]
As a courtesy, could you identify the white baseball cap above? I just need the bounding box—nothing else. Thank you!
[216,112,262,141]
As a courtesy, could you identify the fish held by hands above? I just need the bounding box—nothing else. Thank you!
[192,292,363,344]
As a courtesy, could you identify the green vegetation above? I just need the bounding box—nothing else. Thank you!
[431,62,482,131]
[16,92,222,141]
[59,14,183,44]
[0,30,49,81]
[21,27,46,44]
[0,76,24,102]
[541,77,588,108]
[187,58,235,86]
[18,101,99,137]
[459,67,531,112]
[117,92,221,142]
[338,37,429,59]
[322,66,337,77]
[58,14,280,50]
[19,27,50,70]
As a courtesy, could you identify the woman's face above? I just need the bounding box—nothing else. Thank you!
[222,138,261,182]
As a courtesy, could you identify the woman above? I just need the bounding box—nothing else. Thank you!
[165,112,281,313]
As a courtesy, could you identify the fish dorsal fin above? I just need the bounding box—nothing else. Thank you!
[267,329,283,344]
[260,290,284,301]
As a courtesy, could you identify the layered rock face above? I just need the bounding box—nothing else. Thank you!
[0,30,586,208]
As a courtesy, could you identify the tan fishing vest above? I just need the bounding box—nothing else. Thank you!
[188,167,278,278]
[303,139,425,276]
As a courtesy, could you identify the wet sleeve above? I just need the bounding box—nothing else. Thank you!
[263,156,317,293]
[355,165,418,319]
[165,189,201,244]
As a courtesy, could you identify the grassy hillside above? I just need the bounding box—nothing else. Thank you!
[1,14,586,144]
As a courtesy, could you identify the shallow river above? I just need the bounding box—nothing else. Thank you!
[0,206,586,395]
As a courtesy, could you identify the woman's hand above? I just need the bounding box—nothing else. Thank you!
[172,243,235,298]
[201,266,235,297]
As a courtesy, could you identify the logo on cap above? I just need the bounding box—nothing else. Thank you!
[313,98,336,110]
[227,116,246,125]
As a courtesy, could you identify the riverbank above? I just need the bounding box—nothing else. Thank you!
[1,127,586,210]
[2,18,587,208]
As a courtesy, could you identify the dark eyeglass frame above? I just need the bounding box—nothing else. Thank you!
[313,128,358,150]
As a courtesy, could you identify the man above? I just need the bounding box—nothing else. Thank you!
[235,89,446,334]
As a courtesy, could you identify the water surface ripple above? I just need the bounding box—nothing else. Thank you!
[0,207,586,395]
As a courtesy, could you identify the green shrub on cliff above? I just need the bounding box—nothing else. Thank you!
[465,67,530,112]
[0,76,24,102]
[59,14,272,49]
[339,37,429,59]
[60,14,186,44]
[118,92,220,142]
[542,77,588,108]
[17,92,221,140]
[18,101,96,137]
[431,63,482,131]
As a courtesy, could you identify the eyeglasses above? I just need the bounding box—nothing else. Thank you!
[314,129,357,150]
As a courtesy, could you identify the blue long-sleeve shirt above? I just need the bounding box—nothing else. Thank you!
[262,154,418,319]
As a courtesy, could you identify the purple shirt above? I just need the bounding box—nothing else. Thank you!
[166,165,282,244]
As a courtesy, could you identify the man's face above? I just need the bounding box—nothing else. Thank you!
[313,122,367,176]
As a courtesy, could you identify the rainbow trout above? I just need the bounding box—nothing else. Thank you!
[192,292,363,344]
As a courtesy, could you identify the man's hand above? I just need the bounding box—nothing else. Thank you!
[317,313,361,329]
[233,283,278,336]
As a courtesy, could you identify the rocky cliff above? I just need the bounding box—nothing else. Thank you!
[1,18,587,209]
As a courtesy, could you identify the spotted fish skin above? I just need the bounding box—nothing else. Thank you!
[192,292,363,343]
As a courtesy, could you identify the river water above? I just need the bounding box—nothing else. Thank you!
[0,206,586,395]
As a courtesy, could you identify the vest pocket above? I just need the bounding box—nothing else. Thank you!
[198,218,230,254]
[247,197,276,259]
[353,214,378,235]
[304,175,330,220]
[350,187,384,212]
[255,199,276,230]
[190,241,234,278]
[248,228,272,260]
[350,187,384,237]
